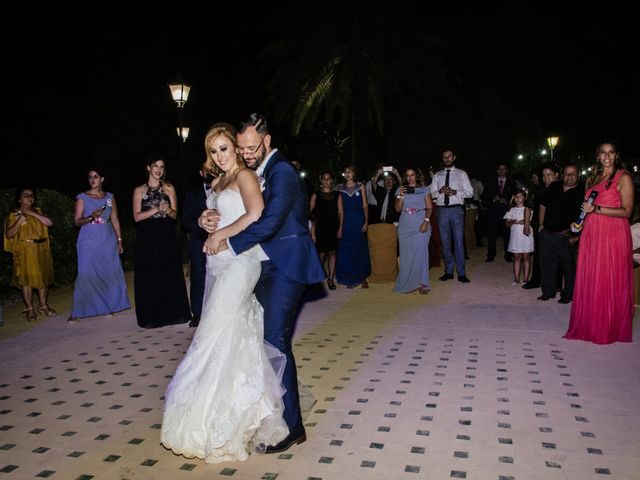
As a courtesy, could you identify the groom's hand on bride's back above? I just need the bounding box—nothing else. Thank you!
[199,209,220,233]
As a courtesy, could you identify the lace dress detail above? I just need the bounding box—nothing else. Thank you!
[161,189,288,463]
[142,184,172,218]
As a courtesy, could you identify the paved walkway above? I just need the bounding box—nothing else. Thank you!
[1,248,638,479]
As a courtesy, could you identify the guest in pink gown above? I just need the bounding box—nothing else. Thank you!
[564,141,634,344]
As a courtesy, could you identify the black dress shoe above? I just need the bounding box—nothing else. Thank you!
[265,431,307,453]
[189,316,200,328]
[485,257,495,263]
[521,282,540,290]
[458,276,471,283]
[439,273,454,281]
[537,294,555,301]
[558,298,571,304]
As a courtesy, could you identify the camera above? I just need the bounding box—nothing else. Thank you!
[382,166,393,172]
[405,186,415,194]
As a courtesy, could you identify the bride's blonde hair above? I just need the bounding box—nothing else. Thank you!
[204,122,244,177]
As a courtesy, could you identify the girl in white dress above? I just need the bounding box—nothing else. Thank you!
[161,123,288,463]
[503,188,534,285]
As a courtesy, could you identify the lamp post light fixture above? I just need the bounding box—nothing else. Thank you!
[168,73,191,197]
[517,154,524,160]
[169,74,191,108]
[547,136,559,162]
[176,127,190,142]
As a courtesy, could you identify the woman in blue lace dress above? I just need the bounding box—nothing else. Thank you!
[335,166,371,288]
[132,157,191,328]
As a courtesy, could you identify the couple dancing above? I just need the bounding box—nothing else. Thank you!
[160,114,325,463]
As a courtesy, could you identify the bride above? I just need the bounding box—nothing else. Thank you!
[161,123,289,463]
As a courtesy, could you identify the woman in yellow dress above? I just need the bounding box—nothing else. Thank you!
[3,188,56,322]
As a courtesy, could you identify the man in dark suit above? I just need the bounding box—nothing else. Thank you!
[483,164,517,262]
[182,165,212,328]
[203,113,325,453]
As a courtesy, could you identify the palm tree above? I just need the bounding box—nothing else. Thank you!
[260,3,451,172]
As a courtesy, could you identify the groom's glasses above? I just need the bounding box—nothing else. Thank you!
[238,136,265,155]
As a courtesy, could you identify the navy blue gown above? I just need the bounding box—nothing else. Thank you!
[336,183,371,287]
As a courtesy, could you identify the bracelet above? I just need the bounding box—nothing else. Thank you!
[117,238,122,241]
[595,206,601,214]
[424,218,430,223]
[396,194,404,199]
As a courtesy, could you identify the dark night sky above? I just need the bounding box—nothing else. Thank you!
[5,2,639,204]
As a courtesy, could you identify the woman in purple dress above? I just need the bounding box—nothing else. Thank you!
[69,169,130,322]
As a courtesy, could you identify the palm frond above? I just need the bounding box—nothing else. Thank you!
[292,59,339,136]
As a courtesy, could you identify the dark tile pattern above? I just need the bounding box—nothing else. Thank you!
[0,294,634,479]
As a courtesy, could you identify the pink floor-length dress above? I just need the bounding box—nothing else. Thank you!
[564,169,633,344]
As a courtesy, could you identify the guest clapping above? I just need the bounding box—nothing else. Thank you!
[69,169,130,322]
[565,141,634,344]
[132,156,191,328]
[3,188,56,321]
[394,166,433,294]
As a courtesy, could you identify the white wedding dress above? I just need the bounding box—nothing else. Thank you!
[161,189,289,463]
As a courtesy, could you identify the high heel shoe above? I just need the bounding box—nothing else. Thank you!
[37,305,57,318]
[23,307,37,322]
[327,279,337,290]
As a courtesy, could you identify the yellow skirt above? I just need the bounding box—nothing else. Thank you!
[11,240,54,289]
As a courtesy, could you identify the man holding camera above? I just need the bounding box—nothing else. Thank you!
[370,166,402,224]
[431,148,473,282]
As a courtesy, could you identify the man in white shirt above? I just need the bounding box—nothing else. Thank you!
[431,149,474,282]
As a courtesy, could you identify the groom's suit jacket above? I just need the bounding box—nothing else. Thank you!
[229,150,325,285]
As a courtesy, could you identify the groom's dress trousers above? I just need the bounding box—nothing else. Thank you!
[230,150,325,432]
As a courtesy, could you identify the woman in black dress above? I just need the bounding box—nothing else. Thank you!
[132,156,191,328]
[310,171,342,290]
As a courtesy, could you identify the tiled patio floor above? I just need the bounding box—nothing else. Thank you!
[1,249,638,479]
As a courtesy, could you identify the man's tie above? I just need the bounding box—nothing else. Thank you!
[381,191,389,222]
[444,169,451,206]
[498,178,504,195]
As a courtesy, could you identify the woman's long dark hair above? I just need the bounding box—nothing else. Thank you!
[586,140,624,189]
[403,165,425,187]
[15,187,37,207]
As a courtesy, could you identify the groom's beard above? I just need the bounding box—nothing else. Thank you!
[244,149,266,171]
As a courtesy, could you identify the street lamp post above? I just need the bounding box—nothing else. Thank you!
[547,136,559,163]
[169,74,191,198]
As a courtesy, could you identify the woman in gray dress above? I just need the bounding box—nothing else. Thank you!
[393,166,433,294]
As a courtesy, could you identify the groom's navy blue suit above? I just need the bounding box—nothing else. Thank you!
[229,150,325,436]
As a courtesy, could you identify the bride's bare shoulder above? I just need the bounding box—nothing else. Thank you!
[236,167,259,182]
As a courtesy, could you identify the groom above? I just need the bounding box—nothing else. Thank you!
[206,113,325,452]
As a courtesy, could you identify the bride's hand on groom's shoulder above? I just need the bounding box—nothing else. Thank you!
[199,209,220,233]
